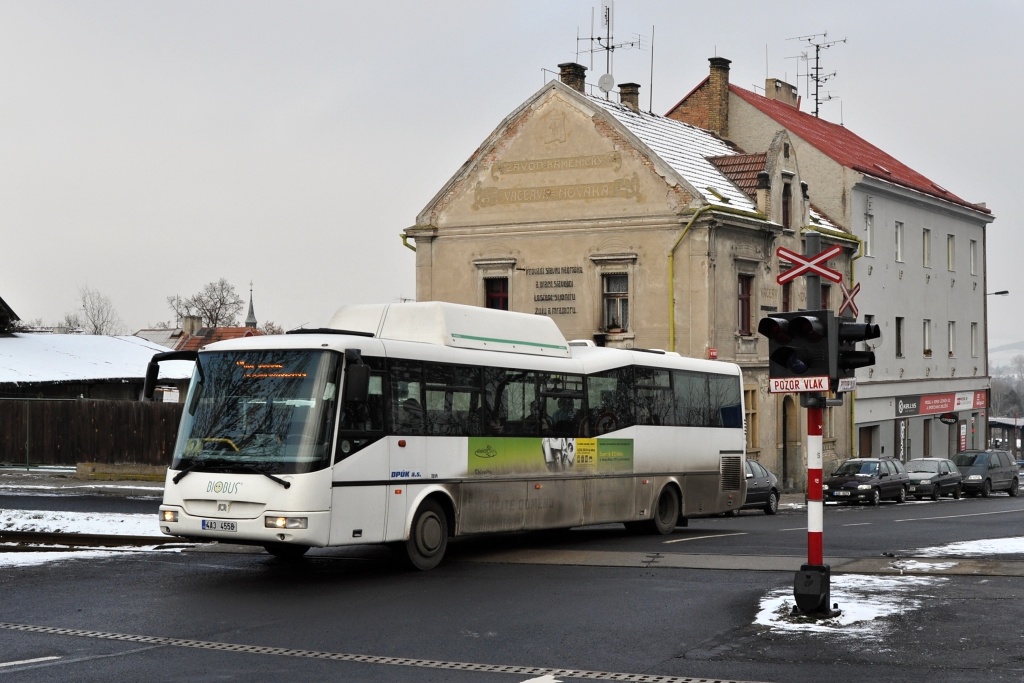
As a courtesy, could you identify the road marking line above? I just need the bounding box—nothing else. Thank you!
[663,532,747,544]
[0,622,767,683]
[0,656,61,668]
[895,508,1024,523]
[780,527,807,531]
[842,523,872,527]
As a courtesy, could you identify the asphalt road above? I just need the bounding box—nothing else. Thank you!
[3,474,1024,682]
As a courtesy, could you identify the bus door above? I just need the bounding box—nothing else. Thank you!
[329,366,389,545]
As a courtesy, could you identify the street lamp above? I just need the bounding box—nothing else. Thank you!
[988,290,1010,296]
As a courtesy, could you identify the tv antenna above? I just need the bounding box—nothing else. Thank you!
[576,0,641,98]
[787,32,846,118]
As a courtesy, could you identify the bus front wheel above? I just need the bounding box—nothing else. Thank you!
[405,499,449,571]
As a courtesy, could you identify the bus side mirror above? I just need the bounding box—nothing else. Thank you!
[344,364,370,402]
[143,361,160,400]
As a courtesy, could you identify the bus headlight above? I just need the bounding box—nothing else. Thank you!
[265,516,308,530]
[161,510,178,523]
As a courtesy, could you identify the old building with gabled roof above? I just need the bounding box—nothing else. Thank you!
[669,57,995,461]
[405,62,861,486]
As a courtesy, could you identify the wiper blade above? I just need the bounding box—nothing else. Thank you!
[171,458,232,484]
[224,464,292,489]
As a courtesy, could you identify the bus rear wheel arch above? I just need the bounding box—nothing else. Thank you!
[626,484,681,535]
[404,497,452,571]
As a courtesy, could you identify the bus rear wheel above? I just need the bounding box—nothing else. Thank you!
[263,542,309,559]
[649,486,680,535]
[405,499,449,571]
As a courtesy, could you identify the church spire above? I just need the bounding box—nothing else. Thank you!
[245,281,258,329]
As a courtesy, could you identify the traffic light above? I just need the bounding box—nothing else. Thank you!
[835,319,881,381]
[758,311,834,382]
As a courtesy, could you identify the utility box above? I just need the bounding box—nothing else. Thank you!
[794,564,831,614]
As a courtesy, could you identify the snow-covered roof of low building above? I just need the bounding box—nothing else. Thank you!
[0,334,194,384]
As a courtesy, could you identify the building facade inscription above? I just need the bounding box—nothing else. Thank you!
[526,265,582,316]
[491,152,622,178]
[473,174,640,209]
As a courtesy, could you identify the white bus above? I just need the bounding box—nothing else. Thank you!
[145,302,746,569]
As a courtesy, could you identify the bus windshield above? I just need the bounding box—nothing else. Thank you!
[171,350,340,475]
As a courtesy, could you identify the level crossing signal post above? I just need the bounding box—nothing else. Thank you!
[761,233,880,617]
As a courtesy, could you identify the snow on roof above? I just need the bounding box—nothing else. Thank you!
[0,334,194,384]
[587,95,757,212]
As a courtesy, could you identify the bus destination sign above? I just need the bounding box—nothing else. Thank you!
[769,376,829,394]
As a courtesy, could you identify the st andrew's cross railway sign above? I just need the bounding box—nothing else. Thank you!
[776,245,843,285]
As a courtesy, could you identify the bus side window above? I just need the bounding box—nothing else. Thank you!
[340,373,384,432]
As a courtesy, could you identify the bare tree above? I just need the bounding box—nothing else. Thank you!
[1012,355,1024,385]
[259,321,284,335]
[167,278,245,328]
[68,286,126,335]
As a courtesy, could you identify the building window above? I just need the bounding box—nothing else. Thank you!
[737,274,754,335]
[603,273,629,331]
[823,405,835,440]
[971,322,978,358]
[864,213,874,257]
[895,317,905,358]
[820,284,831,312]
[782,282,792,312]
[922,228,931,268]
[923,319,931,356]
[485,277,509,310]
[947,235,955,271]
[970,239,978,275]
[591,253,637,335]
[948,321,956,357]
[744,387,758,450]
[781,182,793,229]
[895,221,904,262]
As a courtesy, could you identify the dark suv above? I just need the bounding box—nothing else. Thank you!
[823,457,910,505]
[953,449,1020,497]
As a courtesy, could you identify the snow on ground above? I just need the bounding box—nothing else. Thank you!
[0,509,175,569]
[0,508,159,535]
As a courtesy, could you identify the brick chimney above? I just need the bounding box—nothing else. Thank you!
[618,82,640,111]
[708,57,731,137]
[756,172,770,215]
[558,62,587,93]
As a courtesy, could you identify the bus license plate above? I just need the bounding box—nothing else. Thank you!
[202,520,236,532]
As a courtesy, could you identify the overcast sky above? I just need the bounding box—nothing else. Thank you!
[2,1,1021,359]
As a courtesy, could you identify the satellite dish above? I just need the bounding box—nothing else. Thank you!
[598,73,615,94]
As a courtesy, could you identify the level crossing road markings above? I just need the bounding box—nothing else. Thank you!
[0,622,775,683]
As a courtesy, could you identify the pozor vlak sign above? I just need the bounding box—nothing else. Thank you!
[769,375,829,394]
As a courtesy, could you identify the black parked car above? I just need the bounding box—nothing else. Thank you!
[731,460,780,515]
[953,449,1020,497]
[905,457,962,500]
[823,457,909,505]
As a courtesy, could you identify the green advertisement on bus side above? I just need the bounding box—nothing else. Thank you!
[468,437,633,476]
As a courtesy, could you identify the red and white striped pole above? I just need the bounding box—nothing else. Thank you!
[806,404,824,565]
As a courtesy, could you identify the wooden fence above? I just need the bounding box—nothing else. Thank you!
[0,399,184,467]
